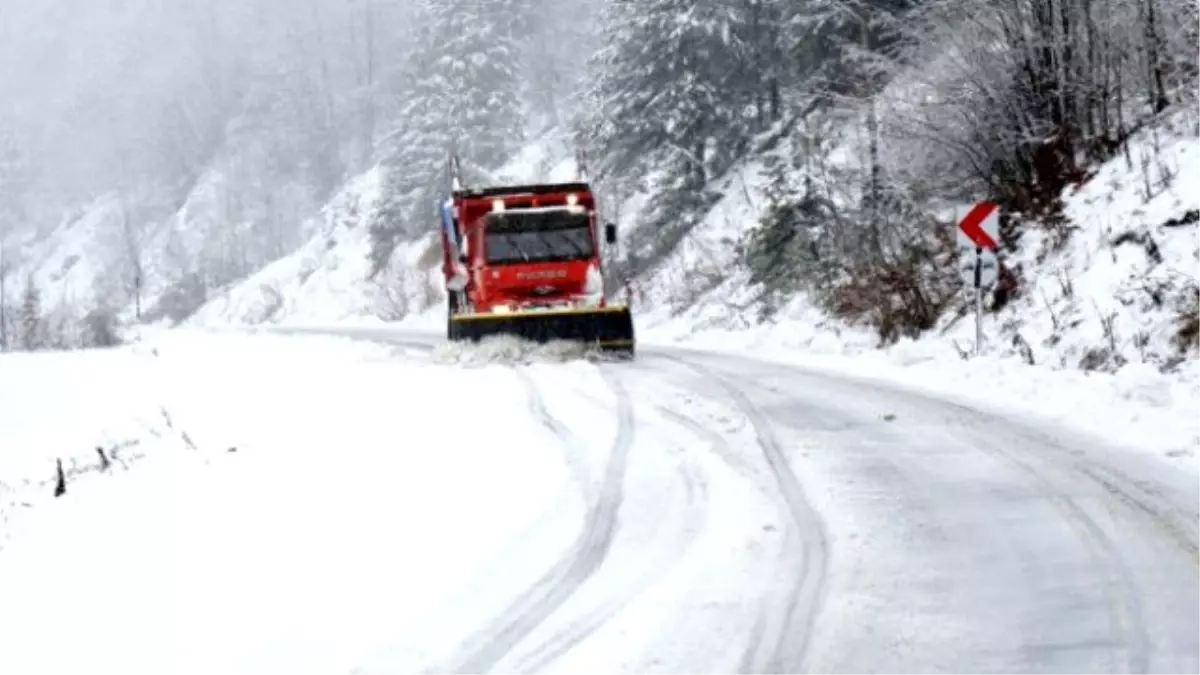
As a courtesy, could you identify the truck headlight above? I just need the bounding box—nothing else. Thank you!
[584,264,603,295]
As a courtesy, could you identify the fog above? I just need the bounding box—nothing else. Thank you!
[0,0,597,340]
[0,0,435,226]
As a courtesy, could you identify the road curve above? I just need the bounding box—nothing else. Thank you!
[269,327,1199,673]
[630,348,1198,674]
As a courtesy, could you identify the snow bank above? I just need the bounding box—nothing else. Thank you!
[0,330,576,674]
[0,342,178,549]
[644,109,1200,463]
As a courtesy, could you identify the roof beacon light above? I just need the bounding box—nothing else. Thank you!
[566,193,579,206]
[492,198,506,213]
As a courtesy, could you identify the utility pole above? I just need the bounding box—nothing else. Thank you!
[974,247,984,357]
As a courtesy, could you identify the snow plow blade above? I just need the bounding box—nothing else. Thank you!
[449,305,635,357]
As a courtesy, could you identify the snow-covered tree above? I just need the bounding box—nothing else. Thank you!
[18,275,44,351]
[585,0,745,186]
[520,0,601,132]
[368,0,529,272]
[889,0,1199,214]
[423,0,527,169]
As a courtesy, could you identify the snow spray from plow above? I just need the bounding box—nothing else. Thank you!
[430,334,628,367]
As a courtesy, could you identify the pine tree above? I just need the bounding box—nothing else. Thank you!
[584,0,771,187]
[733,0,793,131]
[522,0,598,132]
[430,0,527,168]
[19,275,43,351]
[368,0,528,273]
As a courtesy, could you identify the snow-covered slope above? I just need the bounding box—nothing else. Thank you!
[2,194,132,340]
[647,109,1199,369]
[634,109,1200,458]
[189,170,443,329]
[188,131,585,330]
[189,107,1198,388]
[65,90,1185,466]
[0,145,329,344]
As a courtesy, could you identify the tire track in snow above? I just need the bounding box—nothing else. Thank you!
[663,354,1153,674]
[504,392,713,673]
[514,367,595,503]
[1075,461,1199,563]
[983,412,1200,566]
[964,408,1200,667]
[313,330,1186,672]
[655,403,770,493]
[907,396,1167,672]
[654,354,830,674]
[955,424,1153,673]
[434,365,635,674]
[507,458,708,673]
[674,353,1162,673]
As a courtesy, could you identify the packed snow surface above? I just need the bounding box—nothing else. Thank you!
[6,85,1197,675]
[0,332,581,673]
[0,331,791,673]
[2,329,1196,674]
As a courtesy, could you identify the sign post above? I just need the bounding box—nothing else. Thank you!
[956,201,1000,357]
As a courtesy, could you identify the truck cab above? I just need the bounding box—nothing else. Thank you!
[442,182,616,315]
[438,177,634,356]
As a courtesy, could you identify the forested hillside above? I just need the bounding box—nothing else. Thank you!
[1,0,1196,369]
[0,0,594,346]
[580,0,1197,344]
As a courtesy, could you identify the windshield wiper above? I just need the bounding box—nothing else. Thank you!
[549,230,589,259]
[501,233,531,262]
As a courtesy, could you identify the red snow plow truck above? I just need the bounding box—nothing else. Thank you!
[437,157,636,357]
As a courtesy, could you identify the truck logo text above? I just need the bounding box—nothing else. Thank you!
[516,270,568,280]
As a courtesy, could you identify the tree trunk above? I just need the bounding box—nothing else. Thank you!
[1143,0,1171,113]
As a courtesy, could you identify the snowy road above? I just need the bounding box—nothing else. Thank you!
[285,326,1200,674]
[1,328,1196,674]
[640,348,1199,674]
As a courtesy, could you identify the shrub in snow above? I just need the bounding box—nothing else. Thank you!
[1174,290,1199,356]
[82,306,123,349]
[372,262,441,322]
[0,273,124,353]
[161,273,211,324]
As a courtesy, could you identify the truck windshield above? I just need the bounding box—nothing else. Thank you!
[484,210,594,264]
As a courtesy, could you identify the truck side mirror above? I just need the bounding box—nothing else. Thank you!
[604,223,617,245]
